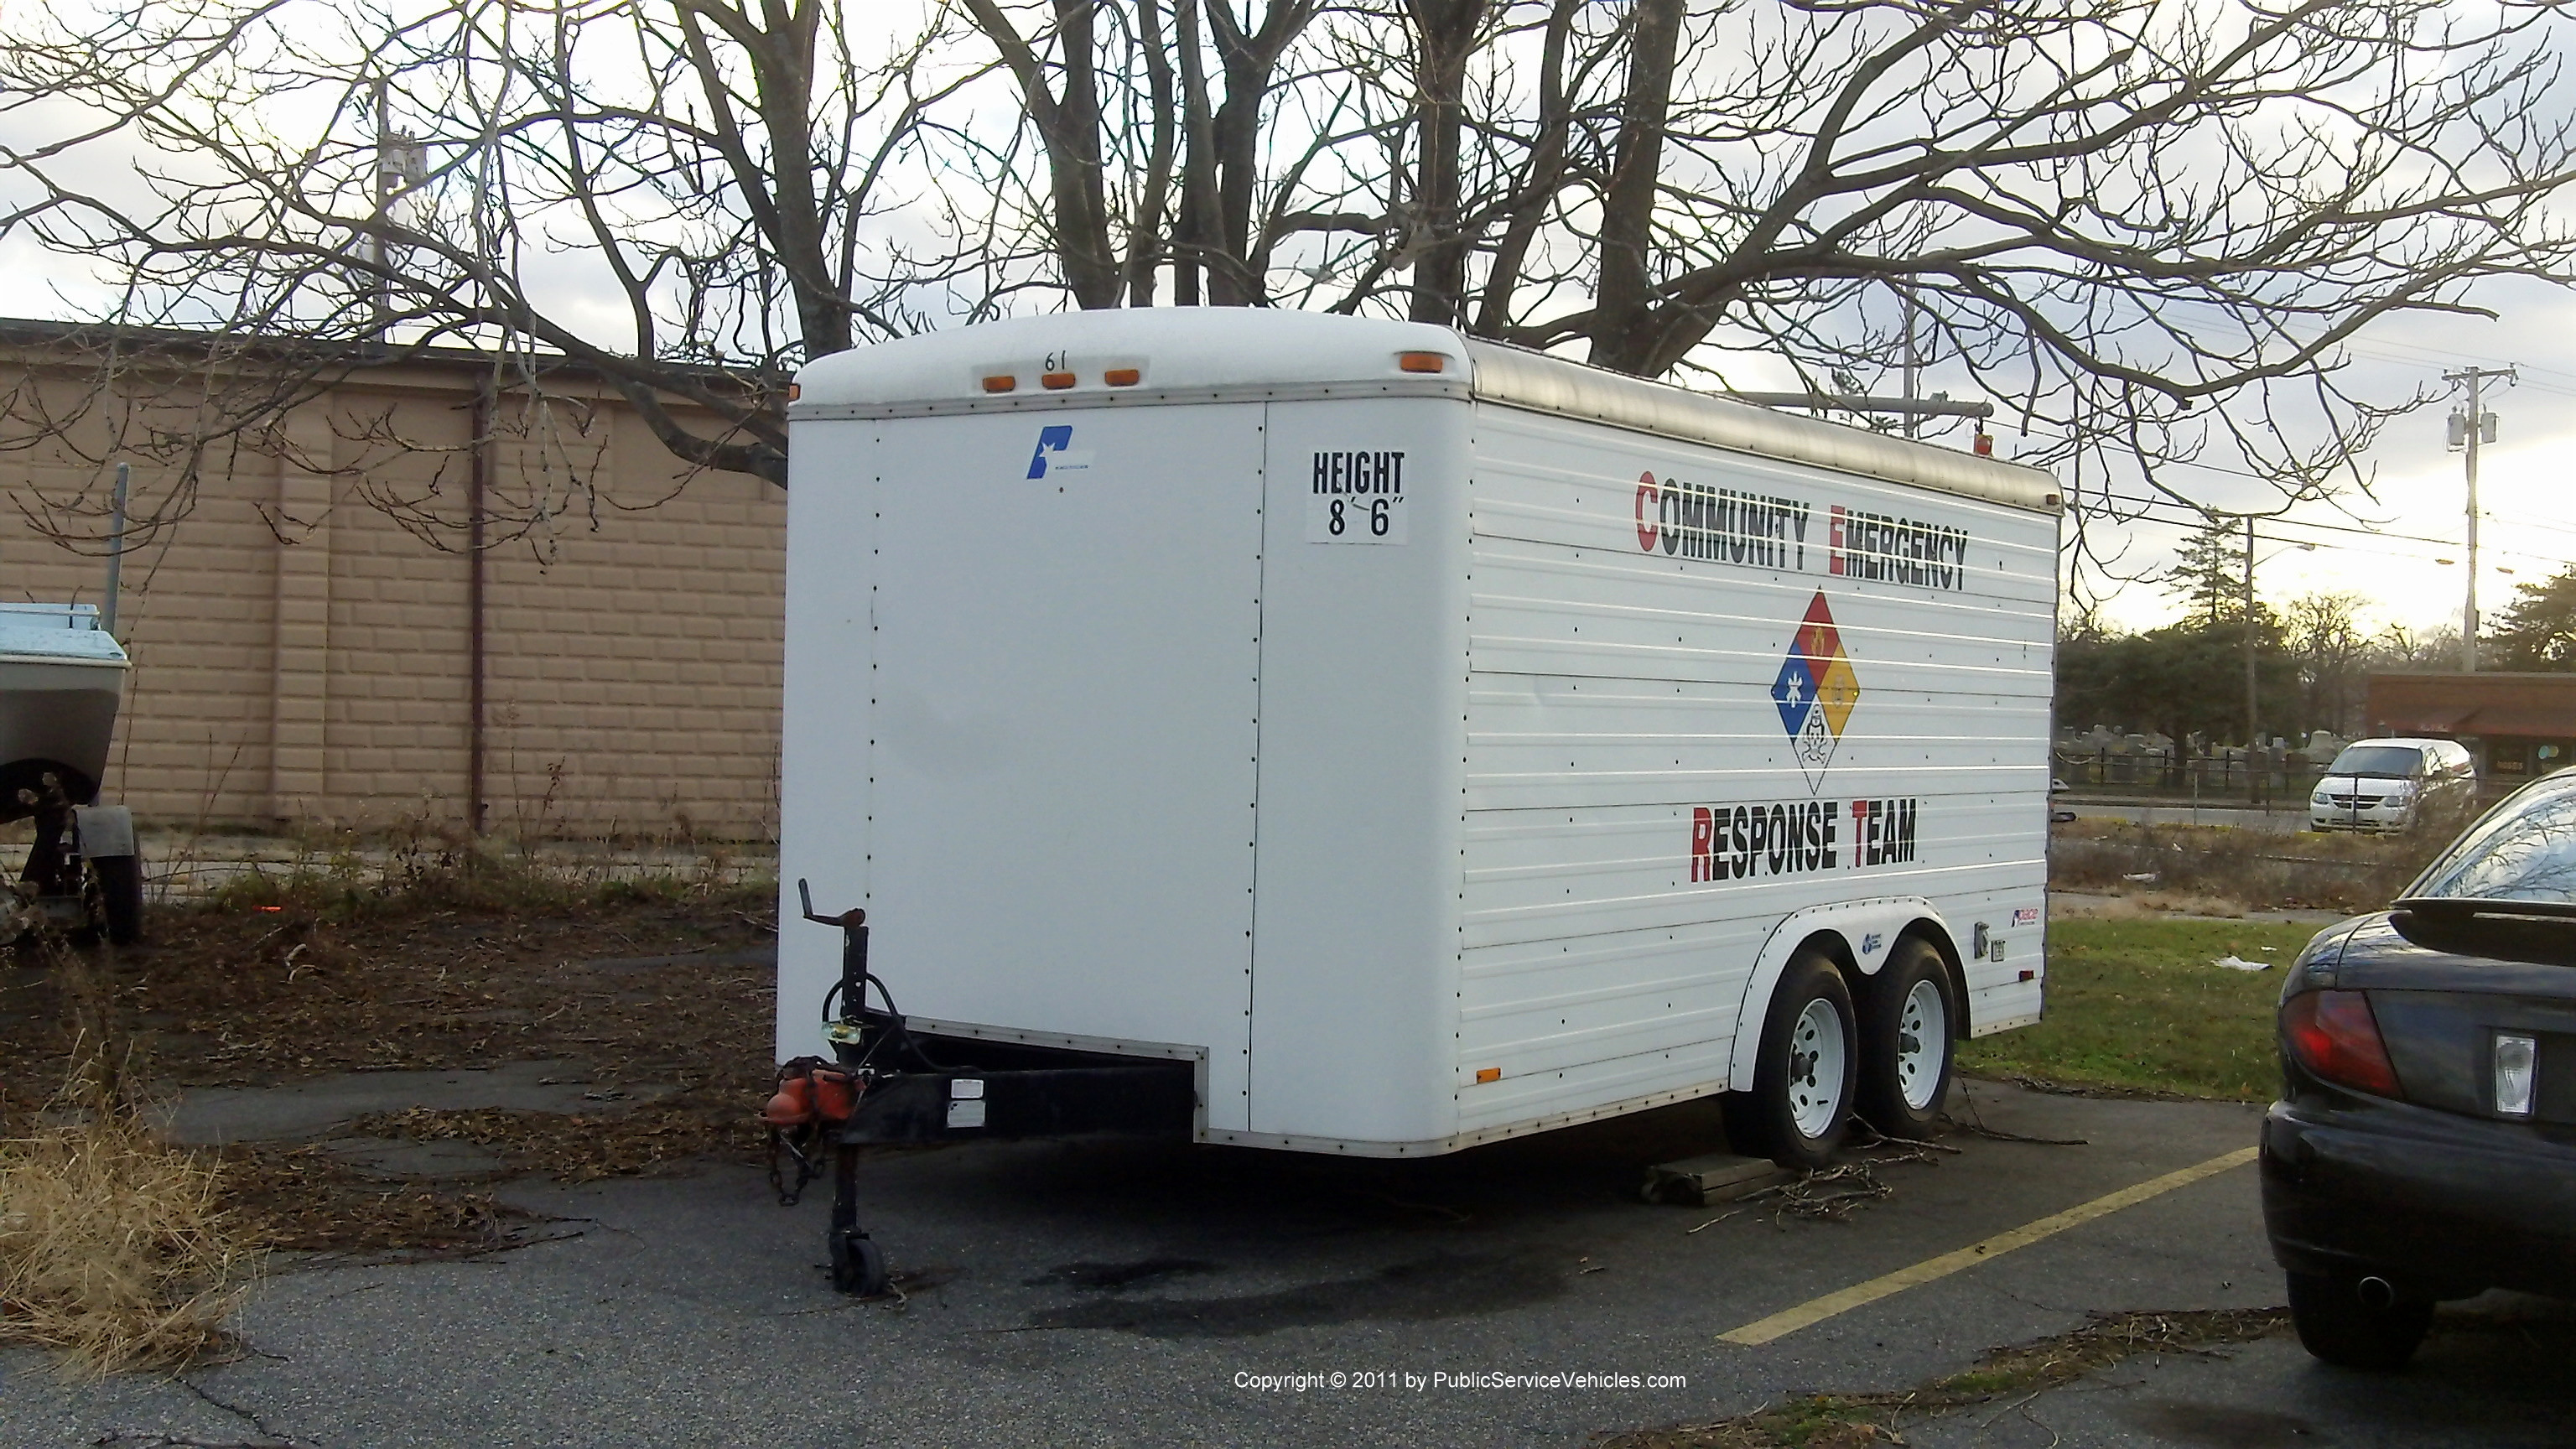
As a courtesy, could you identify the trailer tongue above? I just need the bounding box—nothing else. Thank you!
[766,881,1194,1296]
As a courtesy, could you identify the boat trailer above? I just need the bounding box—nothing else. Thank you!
[769,882,1197,1296]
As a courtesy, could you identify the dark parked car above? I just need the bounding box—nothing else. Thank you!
[2262,770,2576,1369]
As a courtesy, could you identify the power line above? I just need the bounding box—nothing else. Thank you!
[2075,490,2572,571]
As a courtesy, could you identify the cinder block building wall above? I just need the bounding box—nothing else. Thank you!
[1,338,786,839]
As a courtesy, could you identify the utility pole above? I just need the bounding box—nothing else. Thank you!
[2242,515,2257,752]
[370,75,390,341]
[367,77,428,345]
[2445,366,2515,672]
[1899,278,1919,440]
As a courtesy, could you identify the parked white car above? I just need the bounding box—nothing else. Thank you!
[2309,738,2475,834]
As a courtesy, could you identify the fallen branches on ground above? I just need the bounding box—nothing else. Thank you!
[1598,1306,2291,1448]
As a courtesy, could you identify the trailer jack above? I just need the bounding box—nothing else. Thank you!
[779,880,1199,1296]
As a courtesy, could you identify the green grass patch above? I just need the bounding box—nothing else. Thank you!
[1957,917,2334,1101]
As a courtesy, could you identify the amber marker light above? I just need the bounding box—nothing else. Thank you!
[1104,367,1142,387]
[1041,371,1077,389]
[981,375,1015,393]
[1398,351,1447,374]
[785,382,801,401]
[1475,1067,1501,1083]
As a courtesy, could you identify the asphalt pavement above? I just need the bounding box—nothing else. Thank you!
[4,1078,2568,1448]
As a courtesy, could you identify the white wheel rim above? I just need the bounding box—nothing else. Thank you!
[1896,978,1949,1112]
[1787,997,1848,1139]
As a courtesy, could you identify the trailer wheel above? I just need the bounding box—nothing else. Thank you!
[1722,952,1857,1170]
[1857,938,1954,1139]
[87,854,143,946]
[830,1230,888,1296]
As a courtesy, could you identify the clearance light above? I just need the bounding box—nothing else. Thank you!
[2284,989,2401,1097]
[1398,351,1447,374]
[1104,367,1142,387]
[982,375,1015,393]
[1475,1067,1501,1083]
[2495,1032,2537,1119]
[1041,371,1077,390]
[786,382,801,402]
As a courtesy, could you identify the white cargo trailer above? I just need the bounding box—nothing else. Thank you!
[778,310,2057,1265]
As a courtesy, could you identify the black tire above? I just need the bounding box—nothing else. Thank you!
[1857,938,1956,1140]
[830,1230,887,1296]
[87,854,143,945]
[2286,1270,2432,1370]
[1722,952,1858,1171]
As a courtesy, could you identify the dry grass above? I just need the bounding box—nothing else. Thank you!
[2049,819,2448,914]
[0,1045,256,1376]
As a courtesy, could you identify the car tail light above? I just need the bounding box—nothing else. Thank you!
[2283,989,2402,1098]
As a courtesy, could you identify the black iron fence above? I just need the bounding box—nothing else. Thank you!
[2054,749,2329,807]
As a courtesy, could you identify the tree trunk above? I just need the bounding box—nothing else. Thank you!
[1587,0,1682,373]
[1404,0,1488,326]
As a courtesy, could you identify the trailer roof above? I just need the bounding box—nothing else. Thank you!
[792,311,2059,512]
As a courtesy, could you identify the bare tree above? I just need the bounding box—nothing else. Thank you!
[943,0,2576,518]
[0,0,974,550]
[2284,590,2372,736]
[7,0,2576,558]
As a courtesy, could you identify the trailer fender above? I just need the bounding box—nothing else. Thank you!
[1725,896,1953,1093]
[72,804,135,859]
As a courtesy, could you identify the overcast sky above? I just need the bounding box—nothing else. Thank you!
[2024,272,2576,641]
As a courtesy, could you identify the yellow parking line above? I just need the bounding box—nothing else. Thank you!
[1716,1145,2260,1346]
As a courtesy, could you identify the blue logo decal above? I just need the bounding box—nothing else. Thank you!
[1026,424,1074,479]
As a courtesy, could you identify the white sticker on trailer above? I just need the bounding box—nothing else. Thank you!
[1306,449,1408,543]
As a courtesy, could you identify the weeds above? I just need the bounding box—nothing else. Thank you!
[2049,820,2448,913]
[0,1031,254,1375]
[190,813,766,924]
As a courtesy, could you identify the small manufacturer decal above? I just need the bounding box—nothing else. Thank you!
[2013,906,2040,927]
[1861,932,1883,954]
[1025,424,1094,479]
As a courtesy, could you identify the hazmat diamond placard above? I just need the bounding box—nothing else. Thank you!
[1779,591,1857,789]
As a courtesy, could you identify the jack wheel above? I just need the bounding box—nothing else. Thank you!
[87,854,143,945]
[830,1230,887,1296]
